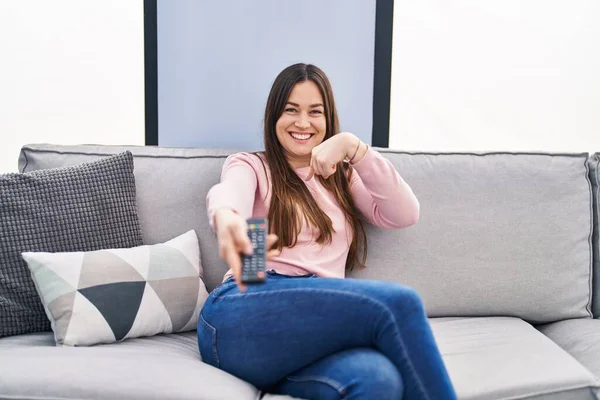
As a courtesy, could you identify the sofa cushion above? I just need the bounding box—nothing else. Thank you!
[538,318,600,380]
[21,230,209,346]
[431,317,600,399]
[350,151,593,323]
[0,331,261,400]
[19,145,594,323]
[1,151,143,337]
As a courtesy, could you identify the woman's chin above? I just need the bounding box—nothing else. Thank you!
[284,148,312,162]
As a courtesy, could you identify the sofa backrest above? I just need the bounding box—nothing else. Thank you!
[19,144,595,324]
[347,150,593,324]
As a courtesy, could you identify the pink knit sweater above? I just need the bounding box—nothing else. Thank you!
[206,147,419,279]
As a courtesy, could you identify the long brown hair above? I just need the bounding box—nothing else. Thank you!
[259,63,367,270]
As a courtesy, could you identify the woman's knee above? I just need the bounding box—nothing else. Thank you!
[373,282,426,317]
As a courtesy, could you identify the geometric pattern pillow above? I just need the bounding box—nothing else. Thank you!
[21,230,208,347]
[0,151,142,338]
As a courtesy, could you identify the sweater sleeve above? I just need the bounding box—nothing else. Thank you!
[206,153,259,229]
[349,147,420,229]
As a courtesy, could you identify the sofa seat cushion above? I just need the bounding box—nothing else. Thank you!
[538,318,600,379]
[0,331,262,400]
[431,317,600,399]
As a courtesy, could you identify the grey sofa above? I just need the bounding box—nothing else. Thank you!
[2,143,600,400]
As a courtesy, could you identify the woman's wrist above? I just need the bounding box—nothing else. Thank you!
[213,207,237,229]
[340,132,360,160]
[340,133,367,164]
[349,141,368,165]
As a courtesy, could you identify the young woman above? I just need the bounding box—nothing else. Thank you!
[198,63,457,400]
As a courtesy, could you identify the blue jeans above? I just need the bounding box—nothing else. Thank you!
[198,271,457,400]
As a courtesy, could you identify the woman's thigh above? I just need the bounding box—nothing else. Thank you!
[272,348,403,400]
[198,275,424,389]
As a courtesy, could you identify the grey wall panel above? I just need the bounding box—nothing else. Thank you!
[157,0,376,149]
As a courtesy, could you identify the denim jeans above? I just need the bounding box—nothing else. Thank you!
[198,271,457,400]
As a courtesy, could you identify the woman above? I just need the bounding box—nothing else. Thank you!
[198,63,457,400]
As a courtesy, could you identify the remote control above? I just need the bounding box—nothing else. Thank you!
[241,218,268,284]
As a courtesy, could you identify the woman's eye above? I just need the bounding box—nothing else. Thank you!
[311,110,323,115]
[285,108,297,113]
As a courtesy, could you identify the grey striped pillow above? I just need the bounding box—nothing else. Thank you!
[0,151,143,337]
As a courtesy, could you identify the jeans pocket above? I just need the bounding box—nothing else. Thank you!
[197,312,219,368]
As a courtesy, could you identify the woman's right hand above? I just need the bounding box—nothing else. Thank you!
[214,208,279,292]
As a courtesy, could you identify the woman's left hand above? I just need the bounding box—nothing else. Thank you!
[305,132,362,180]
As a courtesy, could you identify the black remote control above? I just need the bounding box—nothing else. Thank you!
[241,218,268,284]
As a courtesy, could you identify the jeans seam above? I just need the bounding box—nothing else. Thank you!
[380,306,431,400]
[224,287,431,400]
[200,313,219,368]
[286,375,347,398]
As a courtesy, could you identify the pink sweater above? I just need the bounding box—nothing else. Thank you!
[206,147,420,279]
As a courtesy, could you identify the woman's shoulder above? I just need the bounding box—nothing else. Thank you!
[223,151,267,168]
[222,151,270,181]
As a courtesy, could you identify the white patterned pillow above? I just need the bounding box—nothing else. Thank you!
[21,230,208,346]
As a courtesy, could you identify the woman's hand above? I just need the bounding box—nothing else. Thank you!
[305,132,364,180]
[214,208,280,292]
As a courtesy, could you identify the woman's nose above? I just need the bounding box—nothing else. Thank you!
[294,119,310,129]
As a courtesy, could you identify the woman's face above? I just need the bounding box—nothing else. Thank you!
[275,80,327,166]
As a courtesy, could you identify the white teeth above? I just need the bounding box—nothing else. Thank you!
[290,133,311,140]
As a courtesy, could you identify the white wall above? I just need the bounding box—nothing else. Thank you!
[390,1,600,152]
[0,0,145,173]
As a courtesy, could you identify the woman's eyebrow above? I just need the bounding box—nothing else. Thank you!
[286,102,324,108]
